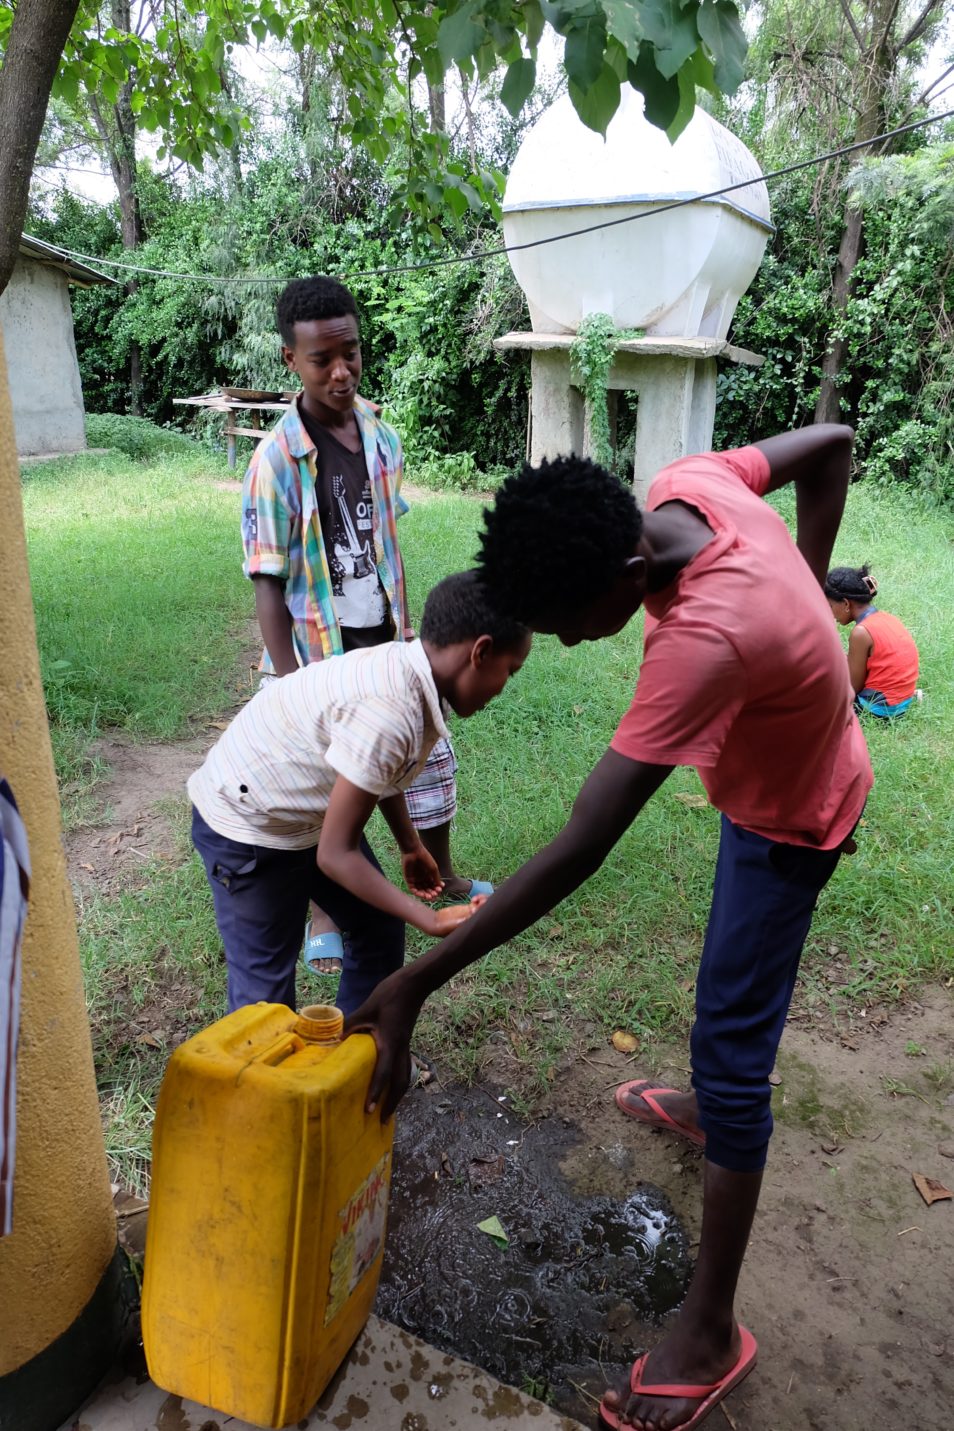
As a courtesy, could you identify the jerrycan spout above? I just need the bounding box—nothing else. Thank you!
[295,1004,344,1045]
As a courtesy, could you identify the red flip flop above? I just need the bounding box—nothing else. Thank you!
[614,1079,706,1147]
[599,1326,758,1430]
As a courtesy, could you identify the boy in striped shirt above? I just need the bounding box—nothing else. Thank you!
[188,572,530,1017]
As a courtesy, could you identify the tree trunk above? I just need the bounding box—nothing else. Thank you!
[427,82,446,134]
[0,0,82,296]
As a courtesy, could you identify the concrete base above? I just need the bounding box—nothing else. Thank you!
[58,1315,588,1431]
[495,332,763,503]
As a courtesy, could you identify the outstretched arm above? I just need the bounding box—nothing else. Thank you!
[755,425,854,586]
[344,749,673,1116]
[318,777,474,938]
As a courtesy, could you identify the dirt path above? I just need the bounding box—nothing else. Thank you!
[65,741,954,1430]
[542,992,954,1430]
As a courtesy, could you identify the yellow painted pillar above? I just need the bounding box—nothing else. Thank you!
[0,329,125,1426]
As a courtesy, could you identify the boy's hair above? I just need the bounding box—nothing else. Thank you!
[277,277,359,346]
[825,563,878,603]
[477,455,643,625]
[420,571,529,650]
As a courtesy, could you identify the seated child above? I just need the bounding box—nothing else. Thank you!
[825,563,919,717]
[188,572,530,1017]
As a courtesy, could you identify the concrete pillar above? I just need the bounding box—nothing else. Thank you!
[622,356,699,504]
[0,328,127,1430]
[529,349,583,464]
[495,333,762,505]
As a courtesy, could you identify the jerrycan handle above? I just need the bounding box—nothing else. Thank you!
[254,1032,306,1066]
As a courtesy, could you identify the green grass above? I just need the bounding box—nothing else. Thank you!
[23,449,250,743]
[23,453,954,1185]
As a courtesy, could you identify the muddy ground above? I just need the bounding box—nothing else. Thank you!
[67,735,954,1431]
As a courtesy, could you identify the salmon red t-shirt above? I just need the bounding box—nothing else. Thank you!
[610,446,873,849]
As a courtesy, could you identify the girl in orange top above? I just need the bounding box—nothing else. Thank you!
[825,564,919,717]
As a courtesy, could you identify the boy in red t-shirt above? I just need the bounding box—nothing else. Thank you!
[344,425,872,1431]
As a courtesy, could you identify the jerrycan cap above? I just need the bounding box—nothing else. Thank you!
[295,1004,344,1044]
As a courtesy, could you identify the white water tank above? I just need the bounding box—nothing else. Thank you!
[502,88,772,339]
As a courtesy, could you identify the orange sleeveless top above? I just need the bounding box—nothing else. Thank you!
[859,610,919,703]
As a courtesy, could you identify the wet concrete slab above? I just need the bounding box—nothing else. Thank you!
[58,1315,589,1431]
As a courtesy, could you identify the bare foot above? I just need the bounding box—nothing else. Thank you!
[603,1321,743,1430]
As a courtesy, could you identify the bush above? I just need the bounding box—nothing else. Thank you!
[406,450,507,493]
[85,413,201,461]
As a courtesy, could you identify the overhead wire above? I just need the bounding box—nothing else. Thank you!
[49,105,954,287]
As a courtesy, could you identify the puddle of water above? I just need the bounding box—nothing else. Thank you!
[376,1086,691,1420]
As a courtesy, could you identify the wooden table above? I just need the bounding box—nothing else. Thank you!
[173,392,291,469]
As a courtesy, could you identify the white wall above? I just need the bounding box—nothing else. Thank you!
[0,259,87,455]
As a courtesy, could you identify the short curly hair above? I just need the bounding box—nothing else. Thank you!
[277,276,358,346]
[420,571,529,650]
[476,456,643,626]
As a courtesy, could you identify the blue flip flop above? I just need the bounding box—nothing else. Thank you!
[302,928,344,977]
[443,879,494,903]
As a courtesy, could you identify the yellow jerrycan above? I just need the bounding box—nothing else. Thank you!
[142,1002,394,1428]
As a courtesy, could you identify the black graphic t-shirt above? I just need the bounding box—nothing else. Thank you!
[300,410,392,646]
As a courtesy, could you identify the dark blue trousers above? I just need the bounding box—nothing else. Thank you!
[191,807,405,1017]
[690,816,843,1172]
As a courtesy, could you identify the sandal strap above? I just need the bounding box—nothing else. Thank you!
[631,1354,719,1399]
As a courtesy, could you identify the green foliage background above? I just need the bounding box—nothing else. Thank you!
[28,51,954,497]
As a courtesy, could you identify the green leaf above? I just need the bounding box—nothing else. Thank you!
[627,45,680,131]
[604,35,629,80]
[601,0,641,63]
[500,56,536,117]
[476,1215,509,1247]
[564,15,608,91]
[683,43,717,95]
[524,0,546,50]
[54,68,80,106]
[437,2,484,66]
[638,0,701,80]
[669,60,698,140]
[421,46,445,88]
[428,222,444,243]
[695,0,746,94]
[445,184,470,218]
[568,60,621,136]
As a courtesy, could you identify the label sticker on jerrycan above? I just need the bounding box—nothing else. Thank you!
[325,1151,391,1324]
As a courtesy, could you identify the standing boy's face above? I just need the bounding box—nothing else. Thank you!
[283,314,362,422]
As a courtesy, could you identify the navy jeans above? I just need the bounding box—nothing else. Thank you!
[191,807,405,1017]
[690,815,843,1172]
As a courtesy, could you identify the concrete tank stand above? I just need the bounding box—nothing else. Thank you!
[494,332,763,503]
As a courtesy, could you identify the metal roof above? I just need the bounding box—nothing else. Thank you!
[18,234,116,287]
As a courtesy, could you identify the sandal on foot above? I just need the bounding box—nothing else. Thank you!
[444,878,494,903]
[408,1051,436,1089]
[302,928,344,977]
[598,1326,758,1430]
[615,1079,706,1147]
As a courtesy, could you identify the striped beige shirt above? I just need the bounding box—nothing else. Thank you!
[187,640,449,850]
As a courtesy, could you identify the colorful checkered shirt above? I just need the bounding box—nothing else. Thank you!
[242,395,413,673]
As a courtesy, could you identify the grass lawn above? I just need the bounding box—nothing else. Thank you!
[23,449,954,1188]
